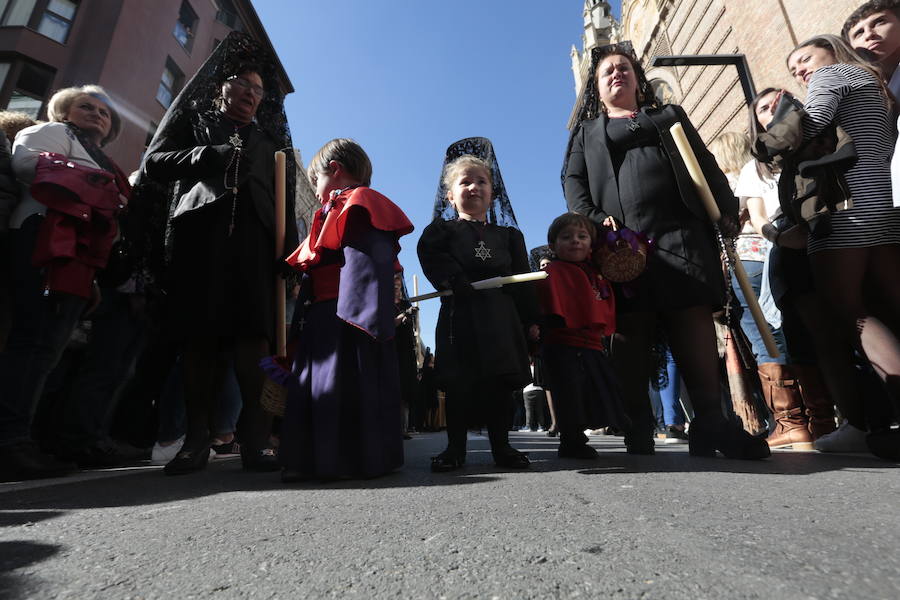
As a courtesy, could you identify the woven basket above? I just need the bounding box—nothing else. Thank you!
[595,224,651,283]
[260,378,287,417]
[596,240,648,282]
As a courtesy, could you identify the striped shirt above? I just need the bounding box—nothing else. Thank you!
[802,63,900,252]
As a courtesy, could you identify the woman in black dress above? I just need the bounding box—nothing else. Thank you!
[137,33,297,474]
[563,43,768,459]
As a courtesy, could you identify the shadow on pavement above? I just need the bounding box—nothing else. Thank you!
[0,540,60,600]
[0,432,895,513]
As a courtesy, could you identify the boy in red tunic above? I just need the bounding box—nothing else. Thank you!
[537,213,630,459]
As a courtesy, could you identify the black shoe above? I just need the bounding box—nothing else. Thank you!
[241,447,280,472]
[0,441,75,481]
[866,429,900,461]
[163,444,211,475]
[624,434,656,455]
[689,415,770,460]
[493,446,530,469]
[431,450,466,472]
[558,443,599,459]
[546,427,558,438]
[664,426,689,445]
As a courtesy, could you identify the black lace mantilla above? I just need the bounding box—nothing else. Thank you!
[432,137,519,229]
[561,41,659,187]
[127,31,295,288]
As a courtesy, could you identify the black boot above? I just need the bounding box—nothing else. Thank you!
[688,415,770,459]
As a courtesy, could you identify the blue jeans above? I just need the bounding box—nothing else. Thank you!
[58,288,145,450]
[659,350,685,426]
[0,216,87,445]
[156,357,243,443]
[732,260,788,365]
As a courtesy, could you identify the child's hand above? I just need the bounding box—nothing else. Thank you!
[527,324,540,342]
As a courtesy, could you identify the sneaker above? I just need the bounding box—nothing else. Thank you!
[537,427,545,433]
[664,426,689,444]
[151,436,185,465]
[210,439,241,459]
[518,427,532,432]
[814,420,868,452]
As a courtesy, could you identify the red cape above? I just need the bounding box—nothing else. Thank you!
[286,187,413,272]
[537,260,615,334]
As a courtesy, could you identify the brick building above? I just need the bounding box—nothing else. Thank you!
[570,0,864,141]
[0,0,317,228]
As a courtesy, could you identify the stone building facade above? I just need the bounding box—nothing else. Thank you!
[570,0,863,141]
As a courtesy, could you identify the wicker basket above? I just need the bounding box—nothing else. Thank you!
[260,378,287,416]
[594,225,651,283]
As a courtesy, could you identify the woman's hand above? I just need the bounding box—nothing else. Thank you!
[777,225,807,249]
[602,215,618,229]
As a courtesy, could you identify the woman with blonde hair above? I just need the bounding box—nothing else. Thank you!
[0,84,130,481]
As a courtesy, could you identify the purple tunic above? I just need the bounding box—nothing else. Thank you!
[279,227,404,479]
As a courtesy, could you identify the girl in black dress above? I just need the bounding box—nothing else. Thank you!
[418,141,539,471]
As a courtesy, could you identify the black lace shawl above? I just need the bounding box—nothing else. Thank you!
[561,41,659,186]
[127,31,294,288]
[431,137,519,229]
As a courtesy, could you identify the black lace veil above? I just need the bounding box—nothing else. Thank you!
[561,41,658,186]
[528,245,552,272]
[432,137,519,229]
[128,31,295,287]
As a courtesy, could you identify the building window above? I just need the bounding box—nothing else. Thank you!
[2,61,54,118]
[173,0,197,52]
[156,58,183,108]
[36,0,77,43]
[214,0,243,31]
[0,0,37,26]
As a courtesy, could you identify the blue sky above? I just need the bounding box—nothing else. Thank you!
[254,0,622,348]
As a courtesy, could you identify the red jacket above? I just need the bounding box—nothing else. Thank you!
[30,152,130,298]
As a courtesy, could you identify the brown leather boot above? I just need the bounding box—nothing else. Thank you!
[758,363,814,451]
[792,364,837,440]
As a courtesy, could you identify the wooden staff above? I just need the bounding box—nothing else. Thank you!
[409,271,548,303]
[669,122,780,358]
[274,150,287,357]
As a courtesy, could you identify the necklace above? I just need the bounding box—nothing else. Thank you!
[610,109,641,132]
[223,120,251,236]
[460,219,492,261]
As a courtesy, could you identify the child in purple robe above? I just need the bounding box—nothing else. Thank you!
[280,138,413,481]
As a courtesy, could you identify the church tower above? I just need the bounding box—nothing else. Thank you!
[568,1,617,128]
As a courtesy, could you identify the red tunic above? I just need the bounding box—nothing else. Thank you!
[537,260,615,351]
[286,186,413,273]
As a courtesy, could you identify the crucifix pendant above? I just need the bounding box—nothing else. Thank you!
[474,241,492,261]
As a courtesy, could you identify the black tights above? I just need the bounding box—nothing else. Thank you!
[810,246,900,413]
[182,335,272,451]
[444,382,514,457]
[611,305,723,436]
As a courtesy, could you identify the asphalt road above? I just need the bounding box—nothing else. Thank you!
[1,432,899,599]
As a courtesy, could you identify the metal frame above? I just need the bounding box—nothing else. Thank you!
[649,54,757,106]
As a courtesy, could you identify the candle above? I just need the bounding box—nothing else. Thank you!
[408,271,548,303]
[274,150,287,357]
[667,124,779,358]
[669,122,721,221]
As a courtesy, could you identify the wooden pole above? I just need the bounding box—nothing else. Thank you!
[274,150,287,357]
[669,122,780,358]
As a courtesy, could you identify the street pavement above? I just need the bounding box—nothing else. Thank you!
[1,431,899,599]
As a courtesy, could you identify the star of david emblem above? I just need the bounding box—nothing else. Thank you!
[474,241,492,261]
[228,133,243,148]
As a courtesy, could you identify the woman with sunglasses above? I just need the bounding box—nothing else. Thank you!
[139,45,298,475]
